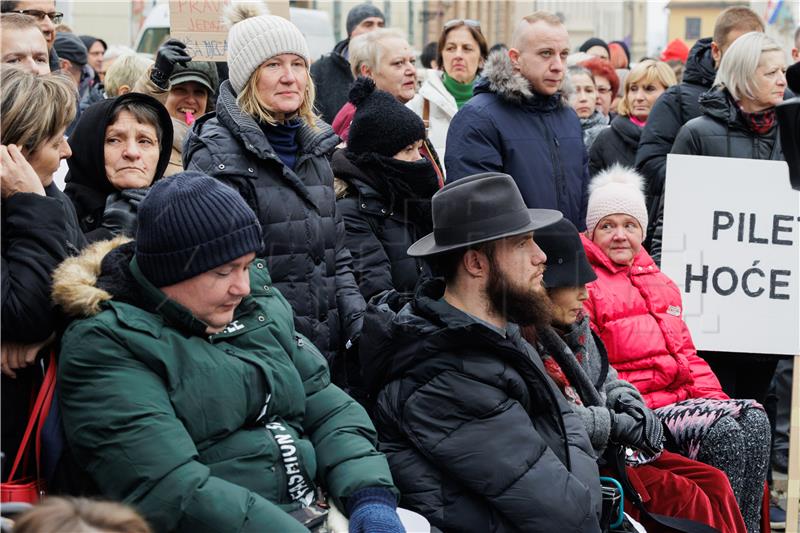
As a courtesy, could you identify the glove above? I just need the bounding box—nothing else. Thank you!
[100,191,141,237]
[347,488,405,533]
[610,397,664,456]
[151,39,191,89]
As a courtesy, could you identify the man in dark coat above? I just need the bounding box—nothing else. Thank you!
[445,12,590,230]
[362,173,602,532]
[635,6,764,239]
[310,3,384,124]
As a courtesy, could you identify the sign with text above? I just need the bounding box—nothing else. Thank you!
[169,0,290,62]
[660,154,799,355]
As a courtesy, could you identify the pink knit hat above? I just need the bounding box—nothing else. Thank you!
[585,164,649,238]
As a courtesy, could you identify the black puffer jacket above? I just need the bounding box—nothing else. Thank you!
[589,115,642,176]
[65,93,173,243]
[183,80,365,372]
[362,281,602,533]
[311,39,354,124]
[333,150,433,301]
[635,37,716,202]
[672,88,783,159]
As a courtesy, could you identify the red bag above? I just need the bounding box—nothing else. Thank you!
[0,353,57,503]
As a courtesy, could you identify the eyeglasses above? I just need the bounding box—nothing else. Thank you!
[596,86,612,95]
[443,19,481,31]
[11,9,63,23]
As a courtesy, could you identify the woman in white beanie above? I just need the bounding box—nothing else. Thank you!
[580,164,770,533]
[183,3,367,390]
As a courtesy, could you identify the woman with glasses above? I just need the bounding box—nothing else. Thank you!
[581,57,619,118]
[407,19,488,165]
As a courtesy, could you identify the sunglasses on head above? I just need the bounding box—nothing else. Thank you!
[443,19,481,31]
[12,9,63,23]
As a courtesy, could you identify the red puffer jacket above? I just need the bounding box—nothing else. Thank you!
[581,234,728,409]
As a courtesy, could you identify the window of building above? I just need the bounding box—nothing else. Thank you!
[685,17,701,40]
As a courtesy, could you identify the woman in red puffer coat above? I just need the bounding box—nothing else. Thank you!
[581,165,770,533]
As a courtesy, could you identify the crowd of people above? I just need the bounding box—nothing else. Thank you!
[1,0,799,532]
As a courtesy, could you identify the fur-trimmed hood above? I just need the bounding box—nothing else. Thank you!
[476,51,565,109]
[52,236,134,318]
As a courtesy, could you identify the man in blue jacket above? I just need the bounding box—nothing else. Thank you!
[445,11,589,230]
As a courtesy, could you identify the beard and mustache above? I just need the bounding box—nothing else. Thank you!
[485,254,552,331]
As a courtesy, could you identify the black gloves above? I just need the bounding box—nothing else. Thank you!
[609,397,664,456]
[151,39,191,89]
[100,188,148,237]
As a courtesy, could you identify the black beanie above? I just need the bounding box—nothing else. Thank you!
[347,77,426,157]
[579,37,610,57]
[135,171,263,287]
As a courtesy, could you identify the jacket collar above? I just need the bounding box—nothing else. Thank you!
[474,51,564,111]
[610,115,642,147]
[418,72,459,118]
[682,37,717,89]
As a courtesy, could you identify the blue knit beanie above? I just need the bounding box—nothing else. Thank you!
[135,171,263,287]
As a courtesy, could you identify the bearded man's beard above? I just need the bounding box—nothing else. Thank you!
[486,257,552,330]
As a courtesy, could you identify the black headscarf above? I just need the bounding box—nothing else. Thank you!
[65,93,173,221]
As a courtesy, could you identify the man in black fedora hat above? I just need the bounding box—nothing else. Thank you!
[359,173,603,532]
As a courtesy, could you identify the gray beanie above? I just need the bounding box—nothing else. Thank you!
[346,3,385,36]
[224,3,310,94]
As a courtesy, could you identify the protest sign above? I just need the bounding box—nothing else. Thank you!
[169,0,290,62]
[660,154,799,356]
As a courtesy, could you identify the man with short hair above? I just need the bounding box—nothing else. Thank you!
[0,12,49,75]
[53,31,86,90]
[792,25,799,63]
[310,2,385,124]
[444,12,590,231]
[635,6,765,246]
[362,172,602,532]
[0,0,60,70]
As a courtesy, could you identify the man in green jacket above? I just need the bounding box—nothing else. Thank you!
[52,171,403,533]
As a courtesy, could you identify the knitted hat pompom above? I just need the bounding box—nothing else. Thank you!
[223,1,310,94]
[348,76,376,107]
[585,164,649,238]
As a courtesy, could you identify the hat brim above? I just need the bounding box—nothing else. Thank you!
[407,209,563,257]
[169,73,214,93]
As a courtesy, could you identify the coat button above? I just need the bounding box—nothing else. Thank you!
[263,285,269,290]
[248,168,254,173]
[257,315,266,322]
[256,262,264,269]
[380,208,387,214]
[218,164,225,170]
[361,203,367,208]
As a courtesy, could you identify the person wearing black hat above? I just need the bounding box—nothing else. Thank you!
[529,218,746,533]
[53,31,87,90]
[310,2,385,124]
[579,37,610,60]
[64,92,173,243]
[358,172,603,532]
[333,77,439,303]
[52,170,403,533]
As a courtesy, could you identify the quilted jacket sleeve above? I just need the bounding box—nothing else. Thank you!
[338,199,394,301]
[291,332,397,514]
[333,205,367,344]
[399,366,598,531]
[59,321,309,533]
[1,193,71,342]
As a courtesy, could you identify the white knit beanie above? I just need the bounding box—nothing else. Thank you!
[585,164,649,238]
[223,2,310,94]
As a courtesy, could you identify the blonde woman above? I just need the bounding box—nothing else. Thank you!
[183,4,365,382]
[589,60,677,176]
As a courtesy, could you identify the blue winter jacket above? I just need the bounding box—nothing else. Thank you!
[444,52,590,230]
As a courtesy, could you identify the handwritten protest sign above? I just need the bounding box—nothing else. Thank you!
[660,154,799,355]
[169,0,290,62]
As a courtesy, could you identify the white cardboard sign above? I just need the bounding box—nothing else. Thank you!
[660,154,800,356]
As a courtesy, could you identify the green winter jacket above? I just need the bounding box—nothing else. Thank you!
[52,238,396,533]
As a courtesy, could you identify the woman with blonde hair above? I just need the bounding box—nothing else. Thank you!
[183,3,365,384]
[589,60,677,176]
[0,66,85,481]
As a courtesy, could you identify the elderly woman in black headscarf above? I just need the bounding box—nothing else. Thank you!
[65,93,173,243]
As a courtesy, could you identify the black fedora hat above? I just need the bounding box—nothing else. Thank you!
[407,172,563,257]
[534,218,597,289]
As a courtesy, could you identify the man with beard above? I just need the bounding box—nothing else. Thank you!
[358,172,603,533]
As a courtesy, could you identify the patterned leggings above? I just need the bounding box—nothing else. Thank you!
[695,410,770,533]
[657,400,770,533]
